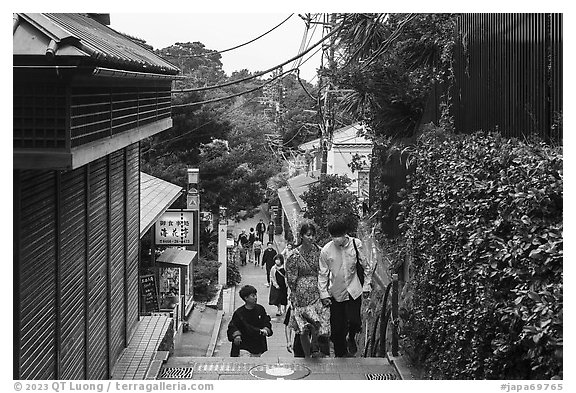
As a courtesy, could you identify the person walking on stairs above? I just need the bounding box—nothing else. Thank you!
[256,219,266,243]
[261,242,277,287]
[286,223,331,358]
[319,217,373,358]
[227,285,273,357]
[269,254,288,316]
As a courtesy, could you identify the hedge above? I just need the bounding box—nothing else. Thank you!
[396,128,562,379]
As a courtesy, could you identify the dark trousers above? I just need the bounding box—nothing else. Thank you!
[265,264,273,284]
[329,295,362,357]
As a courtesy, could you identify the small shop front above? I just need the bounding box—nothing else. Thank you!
[156,247,197,323]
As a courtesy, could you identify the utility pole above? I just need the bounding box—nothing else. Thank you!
[320,13,337,176]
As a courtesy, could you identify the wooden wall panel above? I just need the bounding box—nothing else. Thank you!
[18,170,57,379]
[87,158,109,379]
[59,168,87,379]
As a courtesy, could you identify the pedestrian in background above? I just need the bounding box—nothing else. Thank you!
[237,229,249,266]
[319,216,372,357]
[256,219,266,242]
[261,242,277,287]
[253,238,263,266]
[267,220,275,243]
[248,228,256,264]
[269,254,288,316]
[281,242,294,261]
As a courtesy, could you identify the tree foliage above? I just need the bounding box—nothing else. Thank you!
[395,127,563,379]
[300,174,359,244]
[326,13,458,140]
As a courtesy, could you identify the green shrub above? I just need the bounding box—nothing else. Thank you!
[226,258,242,287]
[397,128,562,379]
[193,257,220,302]
[301,174,360,244]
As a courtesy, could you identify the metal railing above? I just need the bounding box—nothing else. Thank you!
[363,273,399,357]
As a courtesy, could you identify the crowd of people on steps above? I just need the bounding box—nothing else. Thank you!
[228,215,373,359]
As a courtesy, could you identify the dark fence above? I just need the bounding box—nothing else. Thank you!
[423,13,562,144]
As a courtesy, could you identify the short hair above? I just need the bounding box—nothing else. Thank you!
[327,217,350,237]
[239,285,257,300]
[299,222,316,238]
[274,254,284,264]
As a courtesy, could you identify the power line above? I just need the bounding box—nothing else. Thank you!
[166,14,294,59]
[171,20,344,94]
[172,67,298,108]
[142,94,262,156]
[144,67,297,155]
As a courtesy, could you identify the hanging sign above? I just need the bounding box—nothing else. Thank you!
[200,211,213,222]
[187,192,199,210]
[155,209,195,245]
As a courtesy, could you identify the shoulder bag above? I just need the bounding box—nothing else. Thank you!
[352,239,364,286]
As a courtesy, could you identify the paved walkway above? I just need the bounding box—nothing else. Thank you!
[159,206,402,380]
[112,315,172,380]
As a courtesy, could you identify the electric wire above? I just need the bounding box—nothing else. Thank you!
[170,19,344,94]
[165,14,294,59]
[357,13,417,72]
[171,67,297,108]
[146,68,296,154]
[142,94,262,156]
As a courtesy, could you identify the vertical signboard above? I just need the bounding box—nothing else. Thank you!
[140,274,159,313]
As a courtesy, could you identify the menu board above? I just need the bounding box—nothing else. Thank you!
[140,274,159,313]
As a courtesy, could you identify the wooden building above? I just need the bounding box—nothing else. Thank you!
[13,13,180,379]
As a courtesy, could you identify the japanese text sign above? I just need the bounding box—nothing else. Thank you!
[155,209,194,245]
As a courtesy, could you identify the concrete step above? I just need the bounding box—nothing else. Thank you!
[159,356,399,380]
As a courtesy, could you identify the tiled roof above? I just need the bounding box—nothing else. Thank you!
[299,123,372,151]
[140,172,184,237]
[13,13,179,75]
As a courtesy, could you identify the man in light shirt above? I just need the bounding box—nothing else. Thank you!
[319,217,372,357]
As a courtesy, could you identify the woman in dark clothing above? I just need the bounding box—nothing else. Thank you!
[261,242,277,287]
[269,255,288,316]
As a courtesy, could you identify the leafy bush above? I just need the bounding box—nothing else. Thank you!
[226,257,242,287]
[301,174,360,244]
[397,128,562,379]
[193,257,220,302]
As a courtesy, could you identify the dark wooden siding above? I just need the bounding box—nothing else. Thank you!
[18,171,57,380]
[86,158,109,379]
[125,144,140,340]
[420,13,562,143]
[108,150,126,366]
[59,168,87,379]
[451,13,562,142]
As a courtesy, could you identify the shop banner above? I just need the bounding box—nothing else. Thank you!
[155,209,195,245]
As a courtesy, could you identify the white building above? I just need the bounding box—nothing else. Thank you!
[276,122,373,237]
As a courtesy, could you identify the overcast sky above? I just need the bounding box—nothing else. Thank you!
[109,13,324,83]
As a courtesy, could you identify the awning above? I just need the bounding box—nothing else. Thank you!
[140,172,183,237]
[156,248,197,266]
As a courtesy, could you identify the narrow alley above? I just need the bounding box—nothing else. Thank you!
[159,207,402,380]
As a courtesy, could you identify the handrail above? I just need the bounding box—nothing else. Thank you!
[363,273,399,357]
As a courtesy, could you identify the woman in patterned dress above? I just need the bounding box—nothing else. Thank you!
[285,223,330,357]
